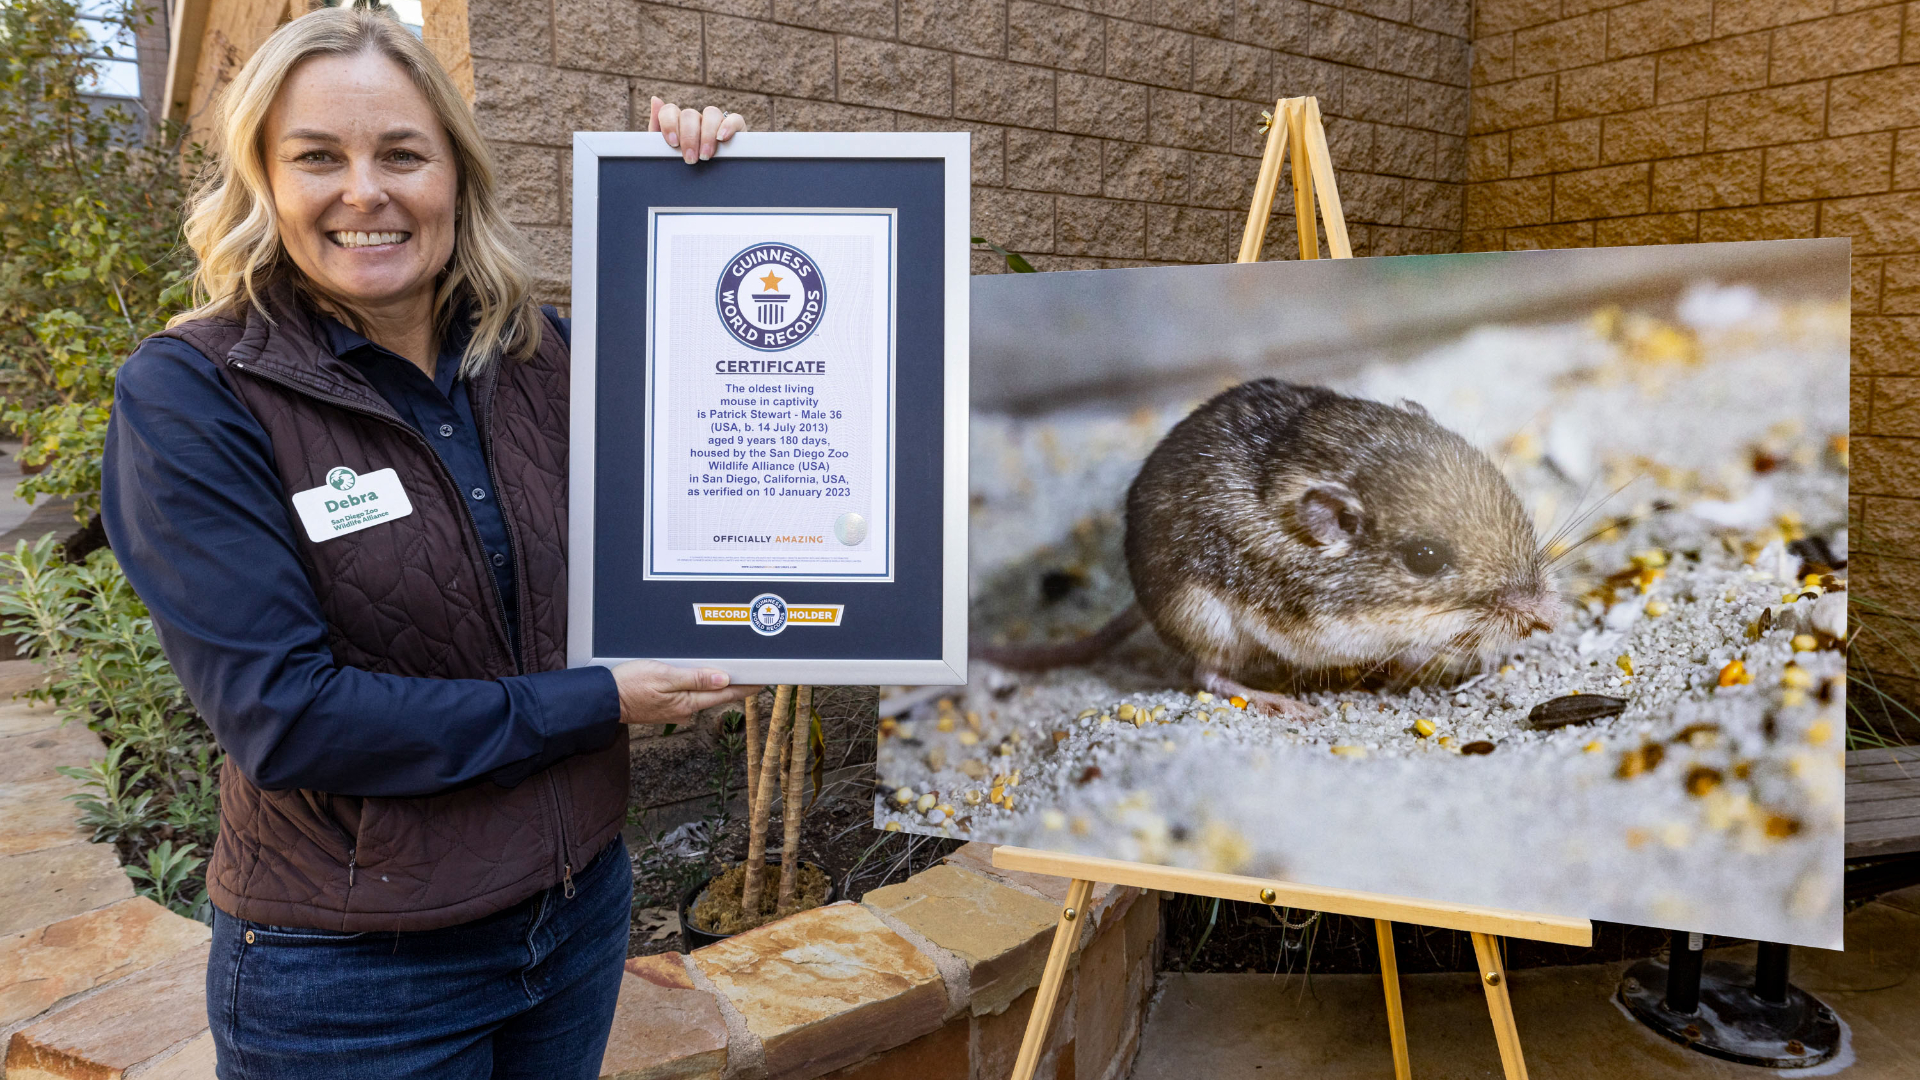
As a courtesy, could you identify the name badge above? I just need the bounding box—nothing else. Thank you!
[290,466,414,543]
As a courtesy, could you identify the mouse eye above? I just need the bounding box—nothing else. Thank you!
[1400,540,1452,576]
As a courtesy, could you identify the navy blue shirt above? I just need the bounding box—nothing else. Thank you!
[100,316,622,799]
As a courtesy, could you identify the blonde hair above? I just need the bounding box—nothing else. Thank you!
[173,5,539,373]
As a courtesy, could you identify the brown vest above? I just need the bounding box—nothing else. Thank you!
[155,283,627,932]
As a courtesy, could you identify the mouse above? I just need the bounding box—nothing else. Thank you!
[976,379,1563,716]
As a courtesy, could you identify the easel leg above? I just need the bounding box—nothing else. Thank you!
[1375,919,1412,1080]
[1010,878,1095,1080]
[1470,932,1528,1080]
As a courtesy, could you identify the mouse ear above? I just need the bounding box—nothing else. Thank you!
[1399,398,1430,418]
[1297,483,1364,548]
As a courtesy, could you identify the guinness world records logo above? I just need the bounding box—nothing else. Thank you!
[716,242,827,351]
[748,593,789,636]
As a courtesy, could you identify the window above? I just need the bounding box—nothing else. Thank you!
[75,1,139,100]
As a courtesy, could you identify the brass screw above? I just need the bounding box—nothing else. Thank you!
[1063,907,1078,922]
[1484,970,1501,986]
[1259,888,1277,904]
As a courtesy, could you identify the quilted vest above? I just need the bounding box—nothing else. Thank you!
[152,280,628,932]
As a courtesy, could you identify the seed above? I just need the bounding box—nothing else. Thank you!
[960,759,987,780]
[895,722,917,739]
[1098,714,1111,724]
[1118,703,1136,721]
[990,784,1005,803]
[1438,736,1456,748]
[1003,793,1016,810]
[937,803,954,818]
[879,718,898,737]
[1077,708,1097,719]
[958,731,980,746]
[1051,730,1068,745]
[1616,654,1634,676]
[1527,694,1629,730]
[1413,718,1437,738]
[964,790,982,805]
[1764,814,1802,839]
[996,743,1013,756]
[1195,691,1214,703]
[1011,770,1022,785]
[1791,634,1818,652]
[1617,742,1665,779]
[1330,745,1368,758]
[966,711,982,729]
[1685,767,1722,797]
[1152,705,1167,720]
[884,821,903,832]
[1783,688,1807,707]
[925,748,947,771]
[1133,711,1149,728]
[1806,720,1832,745]
[936,714,955,732]
[1645,600,1669,617]
[1230,695,1248,708]
[1718,659,1751,687]
[1076,765,1103,784]
[1461,741,1496,756]
[1500,664,1517,675]
[1584,740,1603,753]
[916,792,937,812]
[1631,549,1669,569]
[937,697,954,711]
[893,786,915,805]
[1043,809,1067,830]
[1781,664,1812,689]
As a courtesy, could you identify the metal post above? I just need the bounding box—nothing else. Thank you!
[1754,942,1791,1005]
[1665,930,1704,1015]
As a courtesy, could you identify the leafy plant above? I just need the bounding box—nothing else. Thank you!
[972,236,1037,274]
[124,839,209,918]
[0,0,198,519]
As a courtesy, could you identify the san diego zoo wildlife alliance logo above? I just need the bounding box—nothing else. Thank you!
[326,467,357,491]
[716,242,826,351]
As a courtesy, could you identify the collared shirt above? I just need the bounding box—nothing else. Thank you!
[99,312,621,799]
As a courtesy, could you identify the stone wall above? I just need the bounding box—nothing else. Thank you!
[465,0,1476,300]
[1466,0,1919,711]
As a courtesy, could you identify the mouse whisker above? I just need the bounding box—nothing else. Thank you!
[1540,470,1644,554]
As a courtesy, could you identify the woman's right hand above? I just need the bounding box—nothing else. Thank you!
[610,660,760,726]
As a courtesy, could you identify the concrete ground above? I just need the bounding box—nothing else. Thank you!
[1132,887,1920,1079]
[0,440,76,549]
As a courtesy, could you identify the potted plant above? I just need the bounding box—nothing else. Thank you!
[680,684,835,947]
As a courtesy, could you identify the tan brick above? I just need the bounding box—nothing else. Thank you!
[1376,125,1439,179]
[1856,375,1877,433]
[1151,0,1234,37]
[553,0,701,81]
[1601,103,1705,163]
[1863,495,1920,548]
[1273,52,1344,115]
[1147,204,1236,262]
[1855,316,1920,376]
[600,960,729,1080]
[840,38,952,116]
[4,943,209,1080]
[1342,68,1414,125]
[1057,196,1147,257]
[1442,132,1470,182]
[1104,141,1189,202]
[1107,19,1193,89]
[863,863,1065,1016]
[1858,257,1886,313]
[1469,133,1510,181]
[894,113,1005,183]
[1874,378,1920,436]
[1318,115,1376,173]
[1831,67,1920,137]
[1341,171,1409,224]
[770,97,894,132]
[0,700,58,739]
[1464,228,1504,250]
[825,1017,969,1080]
[1910,0,1920,63]
[493,143,562,226]
[1555,162,1650,220]
[1148,88,1236,152]
[1886,257,1920,314]
[1009,1,1103,73]
[467,0,549,63]
[1705,83,1827,151]
[690,903,947,1080]
[0,722,99,788]
[1469,74,1554,134]
[1411,0,1471,37]
[1651,150,1761,211]
[1607,0,1713,59]
[974,187,1054,253]
[778,0,892,34]
[1005,129,1103,195]
[1509,118,1600,176]
[1557,57,1656,119]
[1713,0,1831,37]
[900,0,1007,56]
[1596,211,1699,246]
[1699,201,1817,242]
[1770,7,1905,84]
[1466,174,1552,228]
[1854,435,1920,493]
[1473,31,1514,84]
[1235,0,1312,52]
[1312,7,1418,79]
[955,57,1053,126]
[1058,73,1148,142]
[973,982,1075,1080]
[1899,130,1920,190]
[1765,133,1895,201]
[474,61,629,143]
[0,898,207,1030]
[1506,221,1595,248]
[1187,150,1260,209]
[1073,910,1132,1079]
[1404,179,1465,230]
[1513,14,1605,78]
[1656,33,1769,103]
[1475,0,1560,37]
[704,16,834,100]
[0,777,88,857]
[1194,38,1270,101]
[1823,192,1920,255]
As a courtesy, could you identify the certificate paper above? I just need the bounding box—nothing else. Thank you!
[644,209,895,581]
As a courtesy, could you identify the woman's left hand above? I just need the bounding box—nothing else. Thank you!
[650,97,748,165]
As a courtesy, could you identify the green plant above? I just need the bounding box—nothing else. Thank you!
[124,839,209,919]
[971,236,1037,274]
[1,0,197,519]
[0,535,221,916]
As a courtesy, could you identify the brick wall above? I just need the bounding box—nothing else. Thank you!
[465,0,1476,296]
[1466,0,1920,714]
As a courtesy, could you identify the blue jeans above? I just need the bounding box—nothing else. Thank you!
[207,837,631,1080]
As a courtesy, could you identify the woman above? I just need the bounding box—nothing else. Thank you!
[99,8,750,1077]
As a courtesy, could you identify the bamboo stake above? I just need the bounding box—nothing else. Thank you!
[741,684,793,915]
[741,692,761,825]
[777,685,813,912]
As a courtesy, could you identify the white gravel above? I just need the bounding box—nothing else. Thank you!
[879,283,1849,949]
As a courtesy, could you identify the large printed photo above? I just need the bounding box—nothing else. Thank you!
[878,239,1850,949]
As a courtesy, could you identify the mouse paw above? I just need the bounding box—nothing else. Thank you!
[1197,671,1315,720]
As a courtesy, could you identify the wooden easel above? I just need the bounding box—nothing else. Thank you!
[1002,97,1596,1080]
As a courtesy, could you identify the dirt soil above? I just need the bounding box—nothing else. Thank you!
[689,859,831,935]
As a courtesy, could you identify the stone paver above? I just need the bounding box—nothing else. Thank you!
[863,862,1064,1016]
[689,901,946,1080]
[943,841,1117,910]
[0,659,48,698]
[823,1015,969,1080]
[5,942,209,1078]
[0,842,136,936]
[0,722,101,786]
[975,981,1076,1080]
[0,777,89,856]
[134,1029,217,1080]
[0,897,209,1029]
[600,956,728,1080]
[0,700,61,738]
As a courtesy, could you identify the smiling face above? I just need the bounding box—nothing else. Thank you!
[264,49,457,316]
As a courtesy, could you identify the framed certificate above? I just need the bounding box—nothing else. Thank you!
[569,132,968,685]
